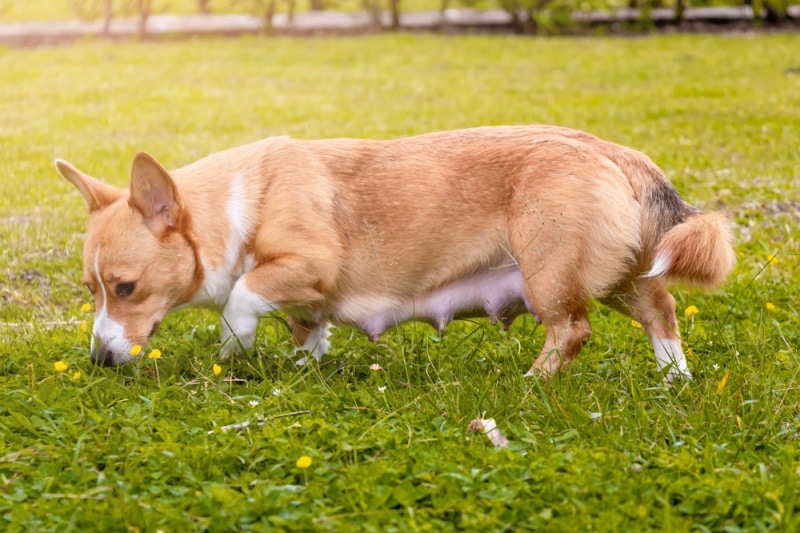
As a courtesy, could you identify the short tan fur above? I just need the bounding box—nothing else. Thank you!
[58,125,735,381]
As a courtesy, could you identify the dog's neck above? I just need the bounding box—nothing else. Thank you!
[172,140,279,310]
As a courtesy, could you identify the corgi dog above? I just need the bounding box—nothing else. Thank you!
[57,125,735,381]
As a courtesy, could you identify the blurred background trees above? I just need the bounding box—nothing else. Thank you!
[11,0,791,36]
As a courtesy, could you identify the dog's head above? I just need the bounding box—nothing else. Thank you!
[57,153,200,366]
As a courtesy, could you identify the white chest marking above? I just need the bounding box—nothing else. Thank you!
[188,175,254,309]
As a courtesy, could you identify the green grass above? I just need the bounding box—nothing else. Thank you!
[1,33,799,531]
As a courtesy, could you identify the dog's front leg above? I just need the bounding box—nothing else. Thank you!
[219,277,279,359]
[219,257,326,359]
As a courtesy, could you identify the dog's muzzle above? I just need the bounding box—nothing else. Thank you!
[91,345,118,367]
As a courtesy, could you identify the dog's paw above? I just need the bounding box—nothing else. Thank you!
[219,326,255,360]
[523,365,554,378]
[524,350,564,378]
[294,323,332,363]
[218,279,278,359]
[219,339,235,360]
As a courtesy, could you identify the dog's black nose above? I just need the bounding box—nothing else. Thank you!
[91,346,116,367]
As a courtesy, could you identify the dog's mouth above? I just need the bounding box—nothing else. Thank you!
[90,345,119,367]
[91,320,162,366]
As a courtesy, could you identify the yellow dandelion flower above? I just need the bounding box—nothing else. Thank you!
[684,305,699,317]
[296,456,312,469]
[687,347,695,360]
[80,303,92,314]
[54,361,68,372]
[765,302,777,311]
[147,349,162,360]
[631,320,642,329]
[767,253,778,264]
[129,345,142,356]
[212,364,222,376]
[79,321,89,332]
[72,371,81,380]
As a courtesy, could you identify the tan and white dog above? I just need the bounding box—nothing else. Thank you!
[57,125,735,381]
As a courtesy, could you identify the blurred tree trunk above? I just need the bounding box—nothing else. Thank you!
[762,0,787,22]
[674,0,685,23]
[264,0,276,32]
[363,0,382,28]
[102,0,113,35]
[523,0,555,33]
[630,0,663,7]
[137,0,151,39]
[198,0,212,13]
[498,0,525,33]
[389,0,401,29]
[438,0,451,29]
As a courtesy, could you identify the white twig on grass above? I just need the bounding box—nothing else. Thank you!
[1,320,80,328]
[468,417,509,448]
[211,410,312,434]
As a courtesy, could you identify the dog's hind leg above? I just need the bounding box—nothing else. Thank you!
[507,208,595,376]
[525,305,593,376]
[602,277,691,382]
[289,317,332,364]
[508,140,642,376]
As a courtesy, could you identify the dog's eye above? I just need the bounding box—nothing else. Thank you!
[115,282,136,298]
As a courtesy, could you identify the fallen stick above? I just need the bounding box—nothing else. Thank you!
[468,417,509,448]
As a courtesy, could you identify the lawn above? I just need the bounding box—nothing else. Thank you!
[1,33,799,531]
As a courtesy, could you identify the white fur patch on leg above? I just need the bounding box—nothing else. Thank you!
[643,252,672,279]
[651,335,693,382]
[220,278,279,359]
[295,322,332,365]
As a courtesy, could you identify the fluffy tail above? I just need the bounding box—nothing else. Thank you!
[645,211,735,289]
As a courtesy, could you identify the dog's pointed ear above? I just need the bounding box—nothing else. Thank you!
[129,152,183,234]
[55,159,123,212]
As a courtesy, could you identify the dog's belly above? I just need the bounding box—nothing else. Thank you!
[333,265,537,341]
